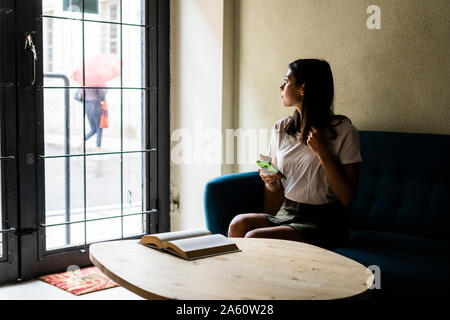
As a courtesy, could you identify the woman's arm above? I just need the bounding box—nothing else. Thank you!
[307,126,359,207]
[258,169,284,194]
[318,155,359,207]
[264,179,285,194]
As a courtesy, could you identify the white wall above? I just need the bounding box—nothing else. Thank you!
[170,0,234,231]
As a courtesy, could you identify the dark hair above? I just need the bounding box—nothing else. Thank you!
[282,59,350,143]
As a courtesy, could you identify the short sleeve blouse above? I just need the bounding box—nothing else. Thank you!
[267,117,362,205]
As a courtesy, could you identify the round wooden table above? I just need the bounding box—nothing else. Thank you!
[89,238,373,300]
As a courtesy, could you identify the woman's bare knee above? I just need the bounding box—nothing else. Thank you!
[228,214,270,238]
[228,214,248,237]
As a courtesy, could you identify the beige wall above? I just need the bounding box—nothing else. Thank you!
[235,0,450,171]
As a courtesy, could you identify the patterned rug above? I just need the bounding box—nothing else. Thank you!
[38,266,119,296]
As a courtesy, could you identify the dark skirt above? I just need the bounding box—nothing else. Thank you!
[260,198,349,249]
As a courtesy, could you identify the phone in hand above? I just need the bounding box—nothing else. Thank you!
[256,158,286,181]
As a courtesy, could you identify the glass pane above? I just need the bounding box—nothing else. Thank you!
[123,90,145,151]
[85,0,120,23]
[123,153,143,216]
[85,154,121,221]
[87,217,121,243]
[122,25,145,88]
[45,156,85,222]
[123,215,145,238]
[43,0,121,23]
[46,223,85,251]
[43,0,83,19]
[42,17,82,87]
[122,0,145,25]
[44,89,85,156]
[83,88,121,153]
[84,21,122,87]
[44,156,85,251]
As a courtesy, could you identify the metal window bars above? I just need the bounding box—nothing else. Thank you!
[40,75,151,247]
[36,1,150,250]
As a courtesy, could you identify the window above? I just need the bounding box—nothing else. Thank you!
[41,0,153,251]
[0,0,169,282]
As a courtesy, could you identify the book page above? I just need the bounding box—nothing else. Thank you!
[167,234,238,254]
[139,242,164,251]
[151,229,211,243]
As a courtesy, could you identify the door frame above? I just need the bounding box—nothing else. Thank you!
[0,0,19,284]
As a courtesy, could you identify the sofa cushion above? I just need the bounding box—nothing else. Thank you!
[204,172,264,235]
[333,229,450,299]
[347,131,450,242]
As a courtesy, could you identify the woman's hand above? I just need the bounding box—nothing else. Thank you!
[258,168,283,193]
[307,126,331,159]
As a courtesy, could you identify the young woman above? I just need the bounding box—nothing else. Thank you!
[228,59,362,249]
[75,88,108,153]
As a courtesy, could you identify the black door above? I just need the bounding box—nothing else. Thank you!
[0,0,19,283]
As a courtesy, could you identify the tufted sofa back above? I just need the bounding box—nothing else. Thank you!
[346,131,450,241]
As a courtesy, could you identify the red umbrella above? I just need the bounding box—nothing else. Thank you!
[72,53,122,86]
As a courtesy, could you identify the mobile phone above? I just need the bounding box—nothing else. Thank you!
[256,160,286,180]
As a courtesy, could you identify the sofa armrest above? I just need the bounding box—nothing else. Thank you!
[204,171,264,235]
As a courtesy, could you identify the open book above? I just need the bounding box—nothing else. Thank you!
[139,229,241,260]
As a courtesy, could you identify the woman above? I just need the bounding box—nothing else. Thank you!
[228,59,362,249]
[75,88,108,152]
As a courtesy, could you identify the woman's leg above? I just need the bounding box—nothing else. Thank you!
[93,104,103,149]
[244,226,311,243]
[85,114,97,141]
[96,127,103,148]
[85,103,97,141]
[228,213,272,238]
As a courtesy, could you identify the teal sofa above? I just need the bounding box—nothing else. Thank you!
[204,131,450,300]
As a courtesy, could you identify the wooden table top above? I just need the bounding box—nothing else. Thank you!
[89,238,373,300]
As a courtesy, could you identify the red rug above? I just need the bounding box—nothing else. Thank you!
[38,266,119,296]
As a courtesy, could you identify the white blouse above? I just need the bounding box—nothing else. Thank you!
[268,117,363,205]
